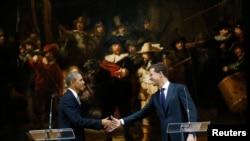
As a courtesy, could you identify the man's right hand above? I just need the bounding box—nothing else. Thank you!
[105,116,121,132]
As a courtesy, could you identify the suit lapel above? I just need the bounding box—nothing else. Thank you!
[68,90,81,108]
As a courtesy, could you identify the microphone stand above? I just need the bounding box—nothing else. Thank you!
[45,94,55,140]
[49,94,55,129]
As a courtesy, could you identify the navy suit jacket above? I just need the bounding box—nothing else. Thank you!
[58,89,103,141]
[123,82,198,141]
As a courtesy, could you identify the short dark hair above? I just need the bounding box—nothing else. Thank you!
[149,63,168,77]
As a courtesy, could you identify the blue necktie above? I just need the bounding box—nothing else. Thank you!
[160,88,166,110]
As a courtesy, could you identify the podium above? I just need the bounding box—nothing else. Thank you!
[167,121,210,141]
[27,128,75,140]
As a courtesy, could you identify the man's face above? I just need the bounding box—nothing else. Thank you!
[149,68,161,86]
[142,52,151,61]
[118,26,126,34]
[44,51,55,61]
[175,41,184,50]
[112,43,122,55]
[76,22,84,31]
[234,27,243,36]
[96,26,105,33]
[234,47,243,57]
[128,45,137,54]
[144,22,150,29]
[73,73,85,94]
[219,28,229,36]
[25,44,34,52]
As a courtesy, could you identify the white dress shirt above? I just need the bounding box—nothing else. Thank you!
[68,88,81,105]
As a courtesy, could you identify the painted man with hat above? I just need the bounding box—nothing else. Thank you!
[59,16,97,67]
[97,37,135,141]
[136,42,163,141]
[73,16,98,63]
[29,43,64,128]
[194,20,236,114]
[90,21,106,44]
[89,21,108,60]
[213,20,236,66]
[168,37,194,86]
[229,19,246,52]
[209,20,237,80]
[73,16,88,48]
[233,20,245,42]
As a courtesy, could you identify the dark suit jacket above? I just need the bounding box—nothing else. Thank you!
[58,89,103,141]
[122,82,198,141]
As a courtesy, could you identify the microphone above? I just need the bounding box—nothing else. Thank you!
[49,94,55,129]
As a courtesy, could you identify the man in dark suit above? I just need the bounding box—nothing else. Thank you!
[107,63,198,141]
[58,71,111,141]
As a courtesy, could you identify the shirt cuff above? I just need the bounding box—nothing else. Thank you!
[120,119,124,125]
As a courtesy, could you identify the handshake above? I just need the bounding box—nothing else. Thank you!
[101,116,122,132]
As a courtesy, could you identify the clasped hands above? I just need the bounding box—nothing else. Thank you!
[101,116,121,132]
[102,116,197,141]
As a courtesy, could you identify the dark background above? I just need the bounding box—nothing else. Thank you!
[0,0,249,121]
[0,0,249,141]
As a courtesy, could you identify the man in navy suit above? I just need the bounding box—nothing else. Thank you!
[107,63,198,141]
[58,71,111,141]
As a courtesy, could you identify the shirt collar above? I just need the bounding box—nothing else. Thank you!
[68,88,81,104]
[161,81,170,90]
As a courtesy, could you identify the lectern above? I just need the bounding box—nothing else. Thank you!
[27,128,75,141]
[167,121,210,141]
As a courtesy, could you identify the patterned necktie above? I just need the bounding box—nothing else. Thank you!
[160,88,166,110]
